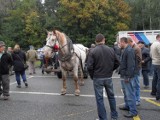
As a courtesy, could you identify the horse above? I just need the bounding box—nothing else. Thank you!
[46,30,88,96]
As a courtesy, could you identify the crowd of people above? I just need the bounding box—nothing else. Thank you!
[0,43,38,100]
[0,33,160,120]
[87,34,160,120]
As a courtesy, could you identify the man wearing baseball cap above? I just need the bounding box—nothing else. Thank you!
[0,41,12,100]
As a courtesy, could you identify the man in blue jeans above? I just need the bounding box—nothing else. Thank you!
[119,37,138,118]
[87,33,119,120]
[128,37,142,106]
[150,34,160,100]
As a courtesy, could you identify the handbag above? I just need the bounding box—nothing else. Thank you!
[16,54,28,70]
[24,63,29,70]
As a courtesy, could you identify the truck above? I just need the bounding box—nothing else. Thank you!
[116,30,160,45]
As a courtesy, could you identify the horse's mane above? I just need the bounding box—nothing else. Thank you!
[54,30,66,45]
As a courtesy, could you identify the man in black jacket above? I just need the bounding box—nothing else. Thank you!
[119,37,138,118]
[137,41,151,88]
[0,41,12,100]
[87,33,119,120]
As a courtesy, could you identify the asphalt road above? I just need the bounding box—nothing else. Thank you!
[0,68,159,120]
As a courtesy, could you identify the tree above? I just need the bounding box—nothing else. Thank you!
[126,0,160,30]
[0,0,46,48]
[56,0,131,45]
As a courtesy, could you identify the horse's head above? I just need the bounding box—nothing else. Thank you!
[46,31,57,47]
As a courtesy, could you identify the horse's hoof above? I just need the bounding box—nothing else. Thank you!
[61,89,66,95]
[75,93,80,96]
[61,92,66,95]
[75,89,80,96]
[80,82,84,86]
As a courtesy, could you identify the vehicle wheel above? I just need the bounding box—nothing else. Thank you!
[83,73,88,79]
[57,71,62,79]
[83,65,88,79]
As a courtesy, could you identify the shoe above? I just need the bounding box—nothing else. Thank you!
[156,97,160,100]
[33,72,36,74]
[24,82,28,87]
[124,113,137,118]
[29,73,32,75]
[119,106,129,111]
[151,92,156,96]
[3,96,9,100]
[136,102,140,106]
[17,85,21,88]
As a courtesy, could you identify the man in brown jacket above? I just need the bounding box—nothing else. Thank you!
[26,45,38,75]
[127,37,142,106]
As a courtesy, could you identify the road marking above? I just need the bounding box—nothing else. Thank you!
[145,99,160,107]
[10,76,34,85]
[30,75,58,78]
[141,90,151,92]
[10,91,156,100]
[133,115,141,120]
[59,109,96,119]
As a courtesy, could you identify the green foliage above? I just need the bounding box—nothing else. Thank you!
[126,0,160,30]
[0,0,131,49]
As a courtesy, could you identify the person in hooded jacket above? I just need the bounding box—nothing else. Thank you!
[12,44,28,88]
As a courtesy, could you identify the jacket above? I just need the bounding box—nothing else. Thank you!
[0,52,13,75]
[141,47,151,70]
[132,44,142,75]
[12,50,27,72]
[26,49,38,62]
[150,41,160,65]
[119,45,135,79]
[87,44,119,79]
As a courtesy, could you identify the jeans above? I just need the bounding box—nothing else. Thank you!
[142,70,149,86]
[15,70,27,85]
[121,78,137,115]
[134,75,140,104]
[151,65,160,98]
[93,77,118,120]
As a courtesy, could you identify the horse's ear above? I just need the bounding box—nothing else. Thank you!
[53,29,56,34]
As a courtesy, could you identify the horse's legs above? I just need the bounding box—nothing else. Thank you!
[73,70,80,96]
[79,66,84,86]
[61,70,67,95]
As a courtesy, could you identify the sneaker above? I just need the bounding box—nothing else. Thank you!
[17,85,21,88]
[136,101,140,106]
[3,96,9,100]
[119,106,129,111]
[151,92,156,96]
[24,82,28,87]
[29,73,32,75]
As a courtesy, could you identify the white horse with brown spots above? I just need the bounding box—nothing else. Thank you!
[46,30,88,96]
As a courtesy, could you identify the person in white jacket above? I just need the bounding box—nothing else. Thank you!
[150,34,160,100]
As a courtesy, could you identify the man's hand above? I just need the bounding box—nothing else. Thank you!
[141,60,145,63]
[124,78,130,83]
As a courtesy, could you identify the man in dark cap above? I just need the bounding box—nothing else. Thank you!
[0,41,12,100]
[137,41,151,88]
[87,33,119,120]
